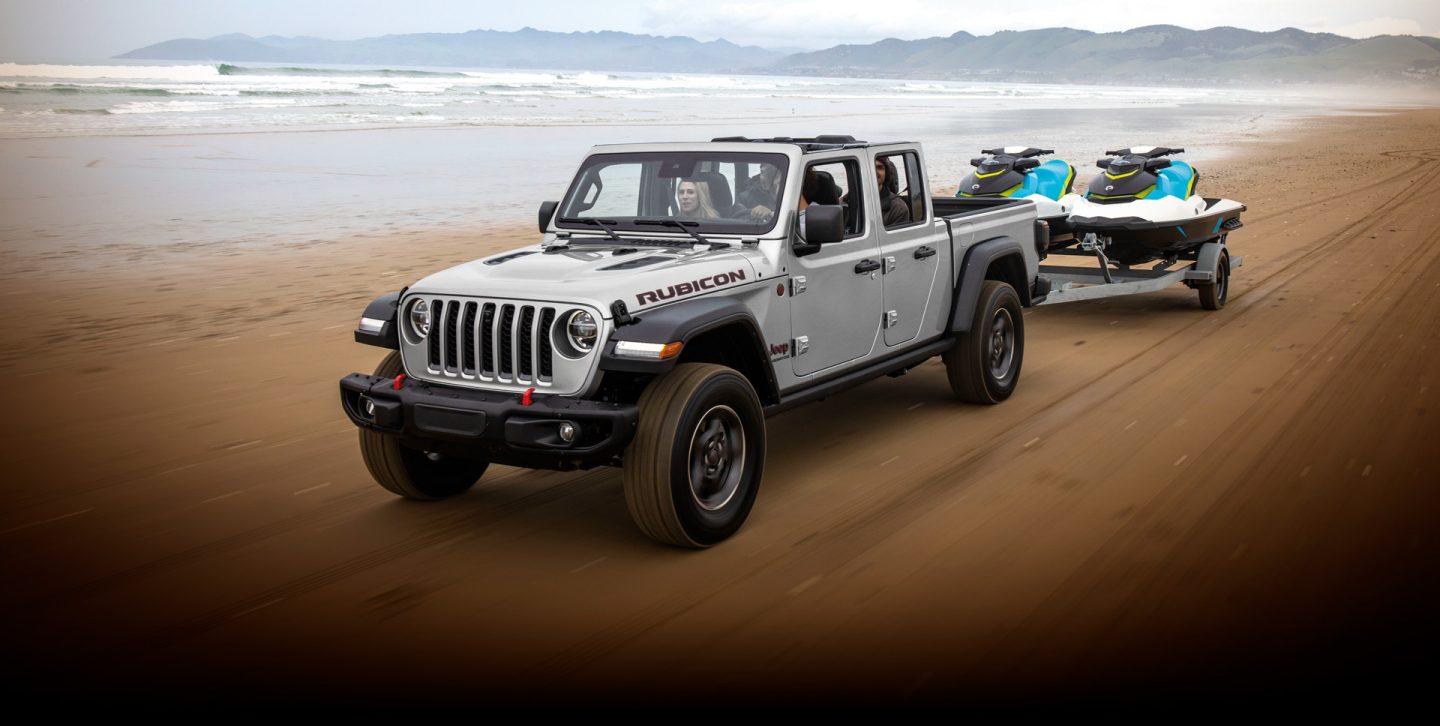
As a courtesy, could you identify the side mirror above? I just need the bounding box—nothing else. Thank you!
[1015,157,1041,171]
[538,201,558,233]
[1095,158,1112,169]
[800,204,845,245]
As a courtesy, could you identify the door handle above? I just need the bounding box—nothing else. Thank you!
[854,259,881,274]
[914,245,936,260]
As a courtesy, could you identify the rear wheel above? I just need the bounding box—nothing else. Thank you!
[944,280,1025,404]
[359,352,488,500]
[1199,251,1230,310]
[623,363,765,548]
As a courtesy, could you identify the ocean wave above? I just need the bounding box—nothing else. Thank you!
[236,89,360,97]
[21,84,185,96]
[0,63,219,80]
[216,64,466,78]
[108,98,308,114]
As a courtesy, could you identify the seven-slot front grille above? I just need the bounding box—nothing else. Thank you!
[425,299,558,385]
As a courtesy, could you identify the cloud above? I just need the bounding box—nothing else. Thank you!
[1322,16,1429,39]
[639,0,963,49]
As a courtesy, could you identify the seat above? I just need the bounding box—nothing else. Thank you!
[1151,161,1197,200]
[806,170,842,206]
[1015,159,1075,201]
[694,171,735,213]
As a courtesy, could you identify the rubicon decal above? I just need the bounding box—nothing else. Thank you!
[635,269,746,305]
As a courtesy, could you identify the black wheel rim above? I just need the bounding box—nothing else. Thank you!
[687,404,746,512]
[989,308,1016,381]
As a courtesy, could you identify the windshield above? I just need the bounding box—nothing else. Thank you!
[557,152,790,235]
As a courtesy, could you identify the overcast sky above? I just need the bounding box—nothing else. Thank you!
[2,0,1438,61]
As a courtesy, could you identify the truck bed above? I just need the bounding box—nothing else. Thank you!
[932,196,1031,220]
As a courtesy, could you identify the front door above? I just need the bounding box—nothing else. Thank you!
[789,157,882,377]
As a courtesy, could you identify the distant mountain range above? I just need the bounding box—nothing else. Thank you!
[776,25,1440,83]
[116,25,1440,83]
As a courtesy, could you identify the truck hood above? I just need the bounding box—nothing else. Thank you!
[407,242,763,315]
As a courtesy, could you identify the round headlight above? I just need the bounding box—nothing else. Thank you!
[566,310,597,352]
[408,299,430,339]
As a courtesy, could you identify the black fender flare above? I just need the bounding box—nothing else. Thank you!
[948,236,1030,334]
[599,297,778,400]
[354,290,402,349]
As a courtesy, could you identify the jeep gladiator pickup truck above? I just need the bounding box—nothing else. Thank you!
[340,135,1049,547]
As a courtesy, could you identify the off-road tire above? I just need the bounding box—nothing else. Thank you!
[359,351,488,500]
[623,363,765,548]
[944,280,1025,404]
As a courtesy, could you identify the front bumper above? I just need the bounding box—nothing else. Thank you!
[339,373,638,470]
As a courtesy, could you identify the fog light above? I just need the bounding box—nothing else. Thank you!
[363,398,376,417]
[558,422,576,443]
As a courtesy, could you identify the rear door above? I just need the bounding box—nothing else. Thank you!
[875,149,941,346]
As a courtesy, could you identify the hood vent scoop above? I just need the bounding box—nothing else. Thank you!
[599,255,668,271]
[484,250,538,266]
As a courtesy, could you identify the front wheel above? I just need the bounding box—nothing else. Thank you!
[623,363,766,548]
[943,280,1025,404]
[358,352,489,500]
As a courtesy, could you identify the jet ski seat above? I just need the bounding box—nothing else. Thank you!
[1151,160,1198,200]
[1014,159,1075,201]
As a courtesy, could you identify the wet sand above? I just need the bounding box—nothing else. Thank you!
[3,109,1439,708]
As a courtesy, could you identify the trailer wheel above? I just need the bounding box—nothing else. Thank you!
[623,363,765,548]
[358,352,488,500]
[1199,251,1230,310]
[944,280,1025,404]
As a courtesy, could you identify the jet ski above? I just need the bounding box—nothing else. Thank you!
[957,147,1077,247]
[1066,146,1245,265]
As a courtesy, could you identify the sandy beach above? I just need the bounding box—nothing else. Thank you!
[2,107,1439,707]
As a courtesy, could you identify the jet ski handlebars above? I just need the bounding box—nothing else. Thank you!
[1095,157,1174,171]
[981,146,1054,157]
[1103,146,1184,158]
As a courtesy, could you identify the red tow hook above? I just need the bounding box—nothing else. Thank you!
[521,387,536,406]
[392,373,407,391]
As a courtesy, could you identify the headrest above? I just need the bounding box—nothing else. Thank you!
[694,171,734,211]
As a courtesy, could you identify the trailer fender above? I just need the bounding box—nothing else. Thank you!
[1186,240,1229,284]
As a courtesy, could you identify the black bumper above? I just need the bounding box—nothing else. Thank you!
[339,373,638,470]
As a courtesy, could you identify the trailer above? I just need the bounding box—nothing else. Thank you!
[1035,232,1240,310]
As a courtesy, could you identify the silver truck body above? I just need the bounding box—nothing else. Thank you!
[398,141,1039,400]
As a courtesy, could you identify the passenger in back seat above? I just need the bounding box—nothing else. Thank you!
[876,156,911,228]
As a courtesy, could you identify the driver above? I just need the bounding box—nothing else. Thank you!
[737,163,782,221]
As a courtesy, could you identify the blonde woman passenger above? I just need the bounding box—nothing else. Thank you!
[676,179,720,219]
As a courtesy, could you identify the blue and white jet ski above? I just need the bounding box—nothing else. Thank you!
[957,146,1077,247]
[1065,146,1245,265]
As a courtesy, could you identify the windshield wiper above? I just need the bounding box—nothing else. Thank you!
[558,216,623,241]
[634,218,728,247]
